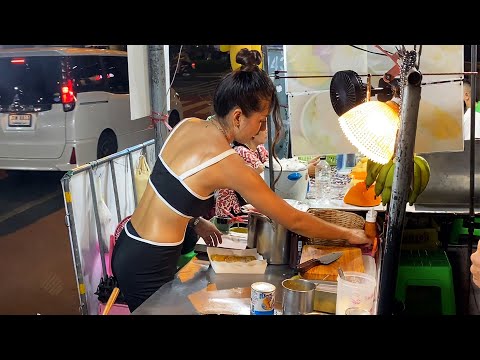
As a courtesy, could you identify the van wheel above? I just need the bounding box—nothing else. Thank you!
[168,110,181,129]
[97,131,118,159]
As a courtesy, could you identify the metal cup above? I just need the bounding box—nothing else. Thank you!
[281,279,315,315]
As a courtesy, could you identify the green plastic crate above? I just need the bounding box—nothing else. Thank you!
[177,250,197,270]
[395,250,456,315]
[449,217,480,244]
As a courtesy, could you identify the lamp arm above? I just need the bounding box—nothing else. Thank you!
[374,45,401,82]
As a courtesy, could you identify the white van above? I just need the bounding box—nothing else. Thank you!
[0,47,183,171]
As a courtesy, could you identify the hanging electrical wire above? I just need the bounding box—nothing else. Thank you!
[349,45,394,56]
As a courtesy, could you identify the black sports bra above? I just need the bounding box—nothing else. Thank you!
[149,118,236,218]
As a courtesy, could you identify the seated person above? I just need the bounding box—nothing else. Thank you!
[215,125,269,217]
[214,126,320,218]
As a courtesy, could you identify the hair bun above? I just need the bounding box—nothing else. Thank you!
[236,48,262,71]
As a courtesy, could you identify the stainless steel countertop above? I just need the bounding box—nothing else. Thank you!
[133,259,296,315]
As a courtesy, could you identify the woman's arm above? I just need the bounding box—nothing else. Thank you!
[223,157,371,245]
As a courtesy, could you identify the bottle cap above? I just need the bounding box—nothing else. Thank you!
[366,208,377,222]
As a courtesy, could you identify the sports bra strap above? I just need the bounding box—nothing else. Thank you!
[179,148,237,180]
[159,118,190,156]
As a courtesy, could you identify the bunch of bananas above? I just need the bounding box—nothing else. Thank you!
[365,155,431,206]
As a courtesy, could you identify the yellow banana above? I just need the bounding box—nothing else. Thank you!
[380,162,395,205]
[414,155,431,194]
[366,160,382,188]
[366,158,375,175]
[408,160,422,205]
[381,185,391,206]
[374,158,394,197]
[385,161,395,188]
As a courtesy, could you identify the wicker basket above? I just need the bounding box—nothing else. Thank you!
[307,208,365,246]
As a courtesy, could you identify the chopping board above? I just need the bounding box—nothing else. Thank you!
[299,245,364,281]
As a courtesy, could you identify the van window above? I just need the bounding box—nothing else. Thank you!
[0,56,62,111]
[103,56,129,94]
[69,56,105,93]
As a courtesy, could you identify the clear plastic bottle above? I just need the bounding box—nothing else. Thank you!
[315,156,331,202]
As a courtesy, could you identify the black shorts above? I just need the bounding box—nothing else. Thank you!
[111,221,183,312]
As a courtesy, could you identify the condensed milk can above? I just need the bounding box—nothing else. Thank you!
[250,282,276,315]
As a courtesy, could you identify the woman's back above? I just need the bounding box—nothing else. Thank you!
[131,118,237,243]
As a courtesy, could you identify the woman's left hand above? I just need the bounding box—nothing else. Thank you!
[194,218,223,247]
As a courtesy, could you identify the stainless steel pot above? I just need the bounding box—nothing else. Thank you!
[247,212,290,264]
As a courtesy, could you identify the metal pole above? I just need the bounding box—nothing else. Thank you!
[377,69,423,315]
[128,152,138,207]
[262,45,275,191]
[148,45,168,157]
[61,174,89,315]
[109,160,122,223]
[68,140,155,176]
[467,44,478,310]
[88,167,108,280]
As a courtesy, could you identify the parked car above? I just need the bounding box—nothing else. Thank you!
[0,47,183,171]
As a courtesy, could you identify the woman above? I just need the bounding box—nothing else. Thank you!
[215,127,269,217]
[112,48,371,312]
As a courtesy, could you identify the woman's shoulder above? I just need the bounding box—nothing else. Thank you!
[183,117,206,125]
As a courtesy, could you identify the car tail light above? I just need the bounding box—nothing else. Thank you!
[11,58,25,64]
[61,79,76,112]
[69,147,77,165]
[191,62,196,69]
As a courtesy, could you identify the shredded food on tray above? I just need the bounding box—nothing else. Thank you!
[210,254,257,263]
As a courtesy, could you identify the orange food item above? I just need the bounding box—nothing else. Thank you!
[343,181,381,207]
[349,171,367,181]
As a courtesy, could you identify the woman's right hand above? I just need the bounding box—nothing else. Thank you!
[346,228,372,246]
[471,240,480,287]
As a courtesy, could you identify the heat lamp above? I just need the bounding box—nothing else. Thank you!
[330,69,400,164]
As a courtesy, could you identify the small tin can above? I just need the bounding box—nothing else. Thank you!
[251,282,276,315]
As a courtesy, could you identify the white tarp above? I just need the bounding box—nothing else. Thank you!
[285,45,464,155]
[127,45,170,120]
[65,143,156,314]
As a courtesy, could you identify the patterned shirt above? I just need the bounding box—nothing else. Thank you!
[215,144,269,217]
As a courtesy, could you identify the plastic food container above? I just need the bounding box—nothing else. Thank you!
[313,280,337,314]
[206,247,267,274]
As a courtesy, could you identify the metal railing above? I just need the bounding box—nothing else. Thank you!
[61,139,155,315]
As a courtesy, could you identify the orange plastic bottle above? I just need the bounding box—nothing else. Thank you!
[364,209,377,239]
[365,209,378,255]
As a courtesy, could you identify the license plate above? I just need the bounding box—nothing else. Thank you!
[8,114,32,127]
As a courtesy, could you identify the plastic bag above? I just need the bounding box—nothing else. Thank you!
[96,176,113,251]
[96,177,112,226]
[135,154,151,203]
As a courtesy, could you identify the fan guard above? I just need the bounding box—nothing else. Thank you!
[330,70,366,116]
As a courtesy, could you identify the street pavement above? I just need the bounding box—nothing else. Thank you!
[173,72,222,118]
